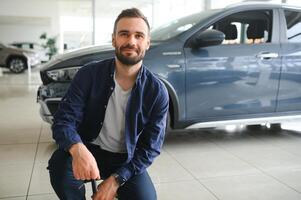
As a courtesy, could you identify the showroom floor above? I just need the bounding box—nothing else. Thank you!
[1,68,301,200]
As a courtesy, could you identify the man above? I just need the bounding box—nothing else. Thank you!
[47,8,169,200]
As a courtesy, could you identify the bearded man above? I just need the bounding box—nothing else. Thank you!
[47,8,169,200]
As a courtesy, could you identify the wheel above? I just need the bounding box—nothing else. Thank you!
[269,123,281,132]
[246,124,263,131]
[165,112,172,137]
[8,57,27,73]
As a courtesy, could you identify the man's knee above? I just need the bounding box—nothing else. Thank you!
[118,172,157,200]
[118,184,157,200]
[48,149,70,190]
[48,149,72,174]
[48,149,85,199]
[133,187,157,200]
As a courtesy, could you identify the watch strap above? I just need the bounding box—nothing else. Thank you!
[112,173,126,187]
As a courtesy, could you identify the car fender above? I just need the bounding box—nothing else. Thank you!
[156,76,180,129]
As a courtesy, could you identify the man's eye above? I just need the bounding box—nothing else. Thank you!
[136,35,144,39]
[120,33,128,37]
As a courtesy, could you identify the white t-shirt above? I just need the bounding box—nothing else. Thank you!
[92,74,131,153]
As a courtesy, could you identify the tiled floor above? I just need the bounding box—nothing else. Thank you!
[1,68,301,199]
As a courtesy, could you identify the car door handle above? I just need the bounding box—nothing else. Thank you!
[256,52,279,59]
[167,64,181,68]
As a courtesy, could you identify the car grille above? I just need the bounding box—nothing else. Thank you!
[46,101,60,115]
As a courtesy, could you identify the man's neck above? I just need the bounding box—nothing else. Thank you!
[114,58,142,90]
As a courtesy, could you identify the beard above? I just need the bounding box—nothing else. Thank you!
[115,43,145,66]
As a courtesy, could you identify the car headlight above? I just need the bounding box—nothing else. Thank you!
[46,66,81,82]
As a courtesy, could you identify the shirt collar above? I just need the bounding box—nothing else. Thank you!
[136,64,144,81]
[111,58,145,84]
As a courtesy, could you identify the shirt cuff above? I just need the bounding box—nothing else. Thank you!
[115,164,135,182]
[62,133,83,152]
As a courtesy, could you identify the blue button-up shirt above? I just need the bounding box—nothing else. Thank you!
[52,58,169,182]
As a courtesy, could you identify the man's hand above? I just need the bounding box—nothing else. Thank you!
[69,143,100,180]
[92,176,119,200]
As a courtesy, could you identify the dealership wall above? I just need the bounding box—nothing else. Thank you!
[0,0,59,45]
[1,0,297,53]
[0,0,206,51]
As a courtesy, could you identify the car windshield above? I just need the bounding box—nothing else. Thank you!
[150,9,219,41]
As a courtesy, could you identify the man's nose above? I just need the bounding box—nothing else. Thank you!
[127,35,137,46]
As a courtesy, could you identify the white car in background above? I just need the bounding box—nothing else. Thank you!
[0,43,41,73]
[10,42,50,63]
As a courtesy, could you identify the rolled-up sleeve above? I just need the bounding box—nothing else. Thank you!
[52,66,92,151]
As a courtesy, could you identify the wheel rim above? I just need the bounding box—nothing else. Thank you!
[9,58,26,73]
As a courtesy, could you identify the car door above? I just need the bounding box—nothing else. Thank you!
[277,8,301,112]
[184,9,282,121]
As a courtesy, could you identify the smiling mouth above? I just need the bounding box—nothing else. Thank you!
[122,48,138,55]
[123,49,134,52]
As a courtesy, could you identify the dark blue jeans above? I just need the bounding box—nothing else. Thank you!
[47,143,157,200]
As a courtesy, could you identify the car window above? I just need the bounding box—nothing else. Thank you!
[12,44,22,48]
[151,9,220,41]
[208,10,273,45]
[284,10,301,43]
[23,44,33,49]
[150,14,200,41]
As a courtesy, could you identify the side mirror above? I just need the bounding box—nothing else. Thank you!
[191,29,225,48]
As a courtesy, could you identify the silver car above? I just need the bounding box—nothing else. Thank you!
[0,43,41,73]
[10,42,50,63]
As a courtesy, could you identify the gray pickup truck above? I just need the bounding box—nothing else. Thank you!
[37,2,301,131]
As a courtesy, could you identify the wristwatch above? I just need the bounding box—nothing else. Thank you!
[111,173,126,187]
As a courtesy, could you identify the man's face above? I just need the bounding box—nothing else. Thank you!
[112,17,150,66]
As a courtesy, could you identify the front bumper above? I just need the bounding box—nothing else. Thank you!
[37,82,70,123]
[38,97,61,123]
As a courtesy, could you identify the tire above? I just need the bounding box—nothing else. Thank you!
[246,124,263,131]
[269,123,281,132]
[165,112,172,137]
[8,57,27,73]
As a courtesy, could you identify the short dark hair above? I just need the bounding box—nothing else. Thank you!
[113,8,150,34]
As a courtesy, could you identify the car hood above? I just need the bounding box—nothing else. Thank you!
[40,42,162,71]
[55,44,113,61]
[40,44,114,70]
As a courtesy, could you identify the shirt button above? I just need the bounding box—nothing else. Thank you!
[110,87,113,90]
[100,122,103,125]
[104,105,107,109]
